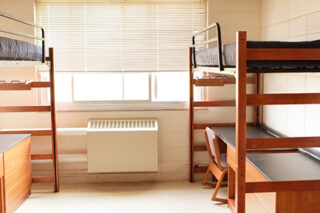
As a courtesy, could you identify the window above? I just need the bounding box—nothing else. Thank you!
[36,0,205,108]
[153,72,189,102]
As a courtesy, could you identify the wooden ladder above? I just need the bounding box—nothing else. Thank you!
[0,48,59,192]
[188,47,257,182]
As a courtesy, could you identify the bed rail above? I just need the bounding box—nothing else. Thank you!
[0,10,46,63]
[192,22,224,71]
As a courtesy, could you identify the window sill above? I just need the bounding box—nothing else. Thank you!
[56,102,188,112]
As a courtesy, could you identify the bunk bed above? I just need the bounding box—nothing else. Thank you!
[189,23,320,213]
[0,10,59,196]
[189,23,258,181]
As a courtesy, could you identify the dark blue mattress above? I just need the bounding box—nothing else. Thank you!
[195,40,320,72]
[0,36,43,61]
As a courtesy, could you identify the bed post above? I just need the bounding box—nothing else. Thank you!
[253,74,258,126]
[49,48,59,192]
[189,47,194,182]
[235,32,247,213]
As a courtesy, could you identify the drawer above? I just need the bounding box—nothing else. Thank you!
[4,138,30,172]
[5,156,31,192]
[5,172,31,213]
[0,155,3,177]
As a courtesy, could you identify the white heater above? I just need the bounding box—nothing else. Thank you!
[87,119,158,173]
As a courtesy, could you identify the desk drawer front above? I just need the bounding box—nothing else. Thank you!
[4,138,30,172]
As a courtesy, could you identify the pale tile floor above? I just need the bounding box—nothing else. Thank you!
[16,182,229,213]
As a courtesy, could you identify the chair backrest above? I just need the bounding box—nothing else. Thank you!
[204,127,222,167]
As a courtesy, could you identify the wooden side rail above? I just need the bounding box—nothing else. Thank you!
[247,48,320,61]
[247,137,320,149]
[247,93,320,105]
[246,180,320,193]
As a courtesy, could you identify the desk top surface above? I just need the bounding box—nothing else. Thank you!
[210,126,320,181]
[247,152,320,181]
[0,134,30,154]
[211,126,274,149]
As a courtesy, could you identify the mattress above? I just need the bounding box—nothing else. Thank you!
[195,40,320,71]
[0,36,43,61]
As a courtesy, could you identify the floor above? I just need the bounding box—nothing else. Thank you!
[17,182,229,213]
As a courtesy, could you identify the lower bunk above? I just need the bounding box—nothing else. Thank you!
[210,125,320,213]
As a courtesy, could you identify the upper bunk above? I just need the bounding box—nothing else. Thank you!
[192,23,320,74]
[0,10,47,67]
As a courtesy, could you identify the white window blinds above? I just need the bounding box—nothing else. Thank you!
[36,1,205,72]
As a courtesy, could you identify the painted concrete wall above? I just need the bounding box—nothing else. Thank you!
[261,0,320,137]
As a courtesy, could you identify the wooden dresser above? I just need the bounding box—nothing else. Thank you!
[0,134,31,213]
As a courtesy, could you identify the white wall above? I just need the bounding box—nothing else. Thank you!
[261,0,320,137]
[208,0,261,44]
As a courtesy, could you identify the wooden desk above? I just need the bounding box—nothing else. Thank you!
[0,134,31,213]
[211,126,320,213]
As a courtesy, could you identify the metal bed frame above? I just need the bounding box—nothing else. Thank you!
[192,22,224,71]
[0,10,59,193]
[0,10,46,65]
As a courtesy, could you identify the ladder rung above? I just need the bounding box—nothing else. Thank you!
[0,81,50,90]
[194,123,235,129]
[194,100,235,107]
[31,81,51,88]
[193,77,255,87]
[0,129,53,136]
[31,153,53,160]
[194,78,225,86]
[32,176,54,183]
[0,106,51,112]
[194,145,207,151]
[194,165,208,173]
[0,83,31,90]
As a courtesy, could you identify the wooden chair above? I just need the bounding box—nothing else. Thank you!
[202,127,228,203]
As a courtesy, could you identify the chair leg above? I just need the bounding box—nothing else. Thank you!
[202,167,216,187]
[202,168,211,186]
[211,171,227,203]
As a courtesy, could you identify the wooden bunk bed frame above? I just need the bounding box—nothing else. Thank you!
[0,11,59,192]
[190,23,320,212]
[189,23,259,182]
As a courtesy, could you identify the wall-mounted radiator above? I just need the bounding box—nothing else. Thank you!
[87,119,158,173]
